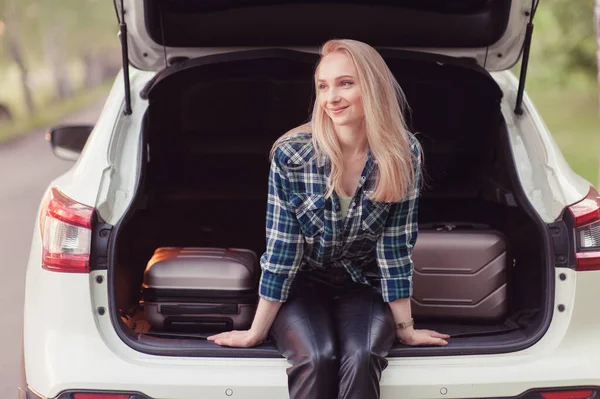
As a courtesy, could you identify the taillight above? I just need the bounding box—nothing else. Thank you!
[71,394,131,399]
[39,187,94,273]
[568,186,600,271]
[540,390,595,399]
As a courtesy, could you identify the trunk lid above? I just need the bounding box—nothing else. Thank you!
[120,0,535,72]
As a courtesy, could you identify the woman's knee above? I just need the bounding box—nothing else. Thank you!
[312,345,339,370]
[340,346,386,371]
[294,343,338,372]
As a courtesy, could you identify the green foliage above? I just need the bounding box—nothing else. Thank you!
[544,0,595,76]
[527,84,600,185]
[529,0,597,86]
[0,0,119,67]
[0,0,598,186]
[0,0,120,123]
[0,80,112,143]
[522,0,600,185]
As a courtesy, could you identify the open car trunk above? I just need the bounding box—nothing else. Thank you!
[109,49,553,357]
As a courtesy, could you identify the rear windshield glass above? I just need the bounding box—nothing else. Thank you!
[144,0,511,49]
[159,0,492,13]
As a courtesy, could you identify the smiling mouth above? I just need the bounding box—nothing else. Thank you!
[330,106,349,114]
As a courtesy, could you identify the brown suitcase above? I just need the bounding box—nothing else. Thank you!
[411,224,509,321]
[141,247,259,333]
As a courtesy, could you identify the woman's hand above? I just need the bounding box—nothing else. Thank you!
[397,327,450,346]
[208,298,283,348]
[207,330,265,348]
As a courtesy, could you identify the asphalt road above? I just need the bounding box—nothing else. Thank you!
[0,98,107,399]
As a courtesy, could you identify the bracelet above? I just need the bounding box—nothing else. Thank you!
[395,318,414,330]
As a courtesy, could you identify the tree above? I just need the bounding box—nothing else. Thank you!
[1,1,35,115]
[0,0,120,109]
[596,0,600,106]
[537,0,596,82]
[595,0,600,187]
[34,0,120,95]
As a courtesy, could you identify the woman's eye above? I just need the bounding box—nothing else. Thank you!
[341,81,353,87]
[318,84,327,90]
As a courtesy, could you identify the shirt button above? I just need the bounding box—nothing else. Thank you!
[335,203,340,210]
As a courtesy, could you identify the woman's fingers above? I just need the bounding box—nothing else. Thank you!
[213,334,232,346]
[417,334,448,347]
[430,337,449,346]
[207,331,233,344]
[420,329,451,339]
[207,332,227,341]
[430,331,451,339]
[207,330,257,347]
[400,329,450,347]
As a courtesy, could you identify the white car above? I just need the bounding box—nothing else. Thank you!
[20,0,600,398]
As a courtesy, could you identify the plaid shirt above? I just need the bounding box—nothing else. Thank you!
[259,133,421,303]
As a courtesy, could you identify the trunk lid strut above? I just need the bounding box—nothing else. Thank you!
[115,0,539,117]
[114,0,132,115]
[514,0,538,115]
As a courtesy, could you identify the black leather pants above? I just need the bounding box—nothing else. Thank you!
[268,269,397,399]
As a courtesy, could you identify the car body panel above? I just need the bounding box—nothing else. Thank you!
[92,68,592,227]
[121,0,534,72]
[23,55,599,398]
[494,71,593,223]
[23,264,600,398]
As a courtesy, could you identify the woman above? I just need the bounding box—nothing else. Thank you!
[208,39,449,399]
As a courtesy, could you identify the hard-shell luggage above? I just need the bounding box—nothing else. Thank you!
[411,224,509,321]
[141,247,259,332]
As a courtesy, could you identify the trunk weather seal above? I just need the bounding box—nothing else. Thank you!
[492,115,555,343]
[140,47,501,101]
[107,53,554,359]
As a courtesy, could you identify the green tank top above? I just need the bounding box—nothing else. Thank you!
[339,196,352,219]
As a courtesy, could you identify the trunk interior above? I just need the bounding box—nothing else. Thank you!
[110,49,552,357]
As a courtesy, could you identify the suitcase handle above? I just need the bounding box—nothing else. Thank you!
[164,316,234,333]
[160,304,239,315]
[420,222,491,231]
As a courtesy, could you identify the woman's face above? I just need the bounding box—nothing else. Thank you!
[316,51,365,129]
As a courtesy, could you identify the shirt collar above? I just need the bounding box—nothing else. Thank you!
[361,148,377,195]
[319,148,377,194]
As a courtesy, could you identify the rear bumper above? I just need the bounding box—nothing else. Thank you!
[25,388,150,399]
[22,310,600,399]
[24,237,600,399]
[23,387,600,399]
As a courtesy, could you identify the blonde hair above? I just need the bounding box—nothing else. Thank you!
[272,39,420,203]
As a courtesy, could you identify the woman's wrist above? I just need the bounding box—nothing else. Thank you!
[387,298,414,342]
[395,317,414,330]
[249,327,267,342]
[396,326,415,343]
[394,316,416,343]
[248,297,283,344]
[396,324,415,338]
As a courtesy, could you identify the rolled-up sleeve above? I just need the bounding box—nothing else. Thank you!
[258,149,305,302]
[376,140,422,302]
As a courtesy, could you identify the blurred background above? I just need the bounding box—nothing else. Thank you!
[0,0,598,392]
[0,0,598,182]
[0,0,119,144]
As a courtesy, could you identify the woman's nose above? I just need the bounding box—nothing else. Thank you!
[328,89,341,103]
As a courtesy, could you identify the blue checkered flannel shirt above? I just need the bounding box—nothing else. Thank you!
[259,133,422,303]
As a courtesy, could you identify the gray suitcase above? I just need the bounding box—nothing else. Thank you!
[141,247,259,332]
[411,224,509,321]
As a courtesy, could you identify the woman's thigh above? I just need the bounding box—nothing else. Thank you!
[334,286,396,357]
[269,280,338,362]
